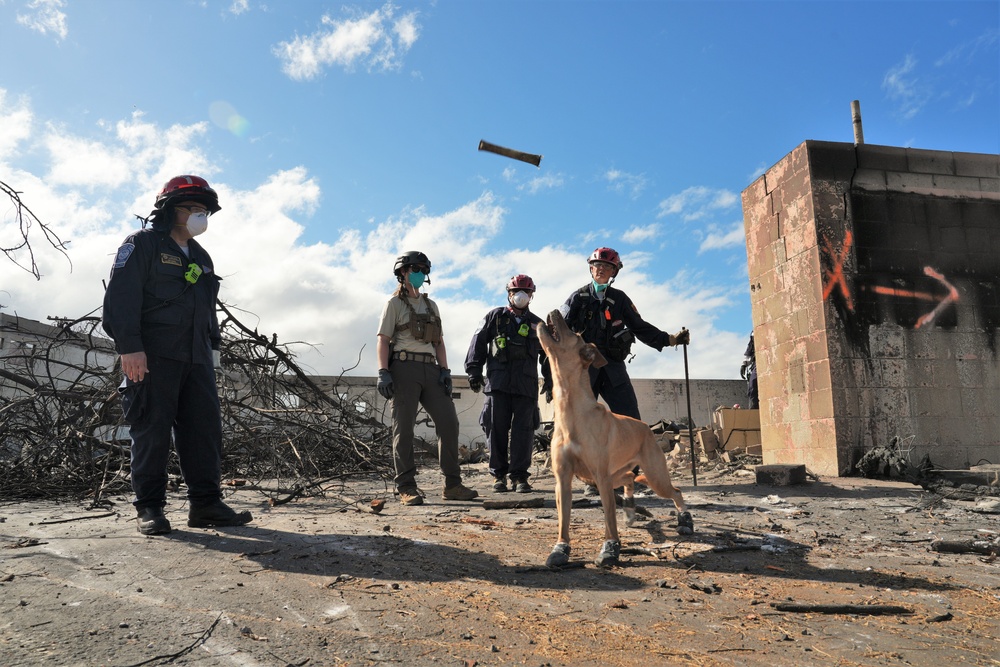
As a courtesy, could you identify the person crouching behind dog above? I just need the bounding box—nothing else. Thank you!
[560,247,689,496]
[464,274,552,494]
[376,251,479,507]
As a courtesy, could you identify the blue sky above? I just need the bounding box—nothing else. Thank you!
[1,0,997,380]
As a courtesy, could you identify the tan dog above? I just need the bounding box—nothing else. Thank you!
[537,310,692,568]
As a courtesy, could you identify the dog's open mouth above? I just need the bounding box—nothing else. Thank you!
[545,314,561,342]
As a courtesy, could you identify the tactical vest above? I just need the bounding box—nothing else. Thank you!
[490,312,532,362]
[395,294,442,344]
[571,286,635,362]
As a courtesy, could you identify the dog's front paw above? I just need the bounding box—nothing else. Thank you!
[676,511,694,535]
[594,540,621,568]
[546,542,571,568]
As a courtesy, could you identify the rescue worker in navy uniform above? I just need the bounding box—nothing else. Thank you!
[465,274,552,494]
[560,247,690,496]
[376,251,479,506]
[102,175,252,535]
[740,331,759,409]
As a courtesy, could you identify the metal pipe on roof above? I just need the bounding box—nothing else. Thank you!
[851,100,865,145]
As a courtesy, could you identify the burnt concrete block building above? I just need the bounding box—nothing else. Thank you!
[743,141,1000,476]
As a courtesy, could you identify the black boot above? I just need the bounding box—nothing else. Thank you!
[188,500,253,528]
[136,506,171,535]
[511,478,533,493]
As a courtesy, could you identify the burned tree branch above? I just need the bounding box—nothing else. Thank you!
[1,179,71,280]
[0,302,393,502]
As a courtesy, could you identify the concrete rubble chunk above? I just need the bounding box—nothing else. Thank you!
[755,464,807,486]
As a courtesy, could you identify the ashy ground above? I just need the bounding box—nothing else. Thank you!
[1,461,998,667]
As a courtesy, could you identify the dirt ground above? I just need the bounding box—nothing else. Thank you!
[2,458,999,667]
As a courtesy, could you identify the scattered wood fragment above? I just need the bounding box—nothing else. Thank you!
[771,603,913,615]
[37,512,116,525]
[482,498,545,510]
[462,517,499,527]
[930,539,999,556]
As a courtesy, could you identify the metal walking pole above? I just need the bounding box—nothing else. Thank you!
[682,334,697,487]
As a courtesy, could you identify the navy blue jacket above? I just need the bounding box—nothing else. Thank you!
[102,228,221,365]
[465,307,550,397]
[561,283,671,386]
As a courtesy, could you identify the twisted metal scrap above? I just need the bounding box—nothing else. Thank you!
[0,304,393,505]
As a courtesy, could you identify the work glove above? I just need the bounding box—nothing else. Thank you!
[740,360,748,380]
[668,328,690,347]
[377,368,394,400]
[468,373,484,393]
[541,377,553,404]
[439,368,453,395]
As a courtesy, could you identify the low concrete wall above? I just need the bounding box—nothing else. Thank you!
[324,375,745,449]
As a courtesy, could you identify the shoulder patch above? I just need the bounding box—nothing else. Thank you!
[113,243,135,269]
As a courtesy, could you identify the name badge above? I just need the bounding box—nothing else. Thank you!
[160,253,184,267]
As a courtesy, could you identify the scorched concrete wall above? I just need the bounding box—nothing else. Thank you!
[742,141,1000,475]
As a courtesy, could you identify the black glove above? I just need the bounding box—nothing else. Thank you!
[468,373,484,393]
[541,377,553,403]
[740,361,748,380]
[377,368,393,399]
[669,328,690,347]
[439,368,453,395]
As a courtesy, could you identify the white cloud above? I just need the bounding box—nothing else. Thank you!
[273,2,420,81]
[604,168,647,199]
[882,53,930,120]
[698,221,746,253]
[229,0,249,16]
[622,224,660,244]
[0,95,739,380]
[15,0,68,41]
[520,173,565,195]
[657,186,739,222]
[0,90,34,161]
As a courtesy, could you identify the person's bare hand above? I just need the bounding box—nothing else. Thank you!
[120,351,148,382]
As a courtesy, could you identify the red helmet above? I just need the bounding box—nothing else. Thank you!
[588,247,622,275]
[506,274,536,292]
[154,175,221,213]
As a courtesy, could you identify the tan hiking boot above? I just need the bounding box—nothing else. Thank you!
[399,487,425,506]
[442,483,479,501]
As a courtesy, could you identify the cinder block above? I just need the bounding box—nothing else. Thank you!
[755,464,807,486]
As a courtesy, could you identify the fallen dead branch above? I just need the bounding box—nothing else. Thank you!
[0,303,394,503]
[37,512,116,525]
[482,498,545,510]
[771,602,913,615]
[930,539,1000,556]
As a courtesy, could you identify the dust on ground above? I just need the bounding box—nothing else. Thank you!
[2,460,999,667]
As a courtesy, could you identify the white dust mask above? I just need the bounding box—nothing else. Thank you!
[511,291,531,309]
[186,212,209,237]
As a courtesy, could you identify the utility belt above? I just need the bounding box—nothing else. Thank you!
[392,350,438,365]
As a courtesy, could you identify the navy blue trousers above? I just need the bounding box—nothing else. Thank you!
[126,354,223,509]
[589,366,641,420]
[481,391,535,481]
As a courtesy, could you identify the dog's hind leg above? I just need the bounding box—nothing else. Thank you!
[622,471,637,527]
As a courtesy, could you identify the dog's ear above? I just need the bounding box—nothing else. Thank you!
[581,343,609,369]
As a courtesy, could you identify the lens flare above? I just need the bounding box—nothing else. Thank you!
[209,101,250,138]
